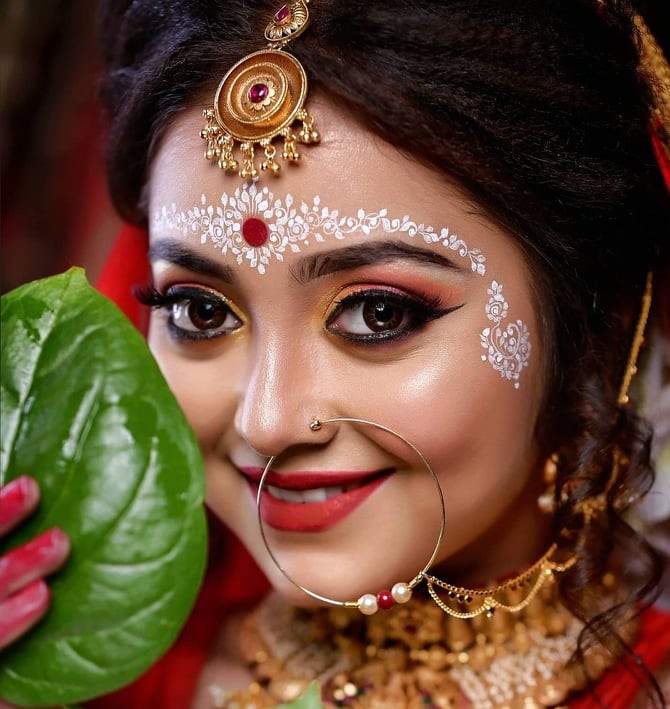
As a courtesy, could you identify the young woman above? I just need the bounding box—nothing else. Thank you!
[2,0,669,706]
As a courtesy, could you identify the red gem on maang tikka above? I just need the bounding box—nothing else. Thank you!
[274,4,291,23]
[248,83,270,104]
[242,217,269,247]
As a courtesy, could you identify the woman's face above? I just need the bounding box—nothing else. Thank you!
[147,98,549,603]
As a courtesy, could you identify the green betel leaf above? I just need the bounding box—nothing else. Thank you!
[0,268,207,706]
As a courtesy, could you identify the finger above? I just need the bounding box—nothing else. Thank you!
[0,528,70,600]
[0,477,40,536]
[0,579,49,652]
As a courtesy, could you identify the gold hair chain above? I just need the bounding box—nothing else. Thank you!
[618,272,654,406]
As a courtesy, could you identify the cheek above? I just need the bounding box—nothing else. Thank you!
[334,288,543,517]
[382,344,540,464]
[357,288,541,437]
[382,346,541,554]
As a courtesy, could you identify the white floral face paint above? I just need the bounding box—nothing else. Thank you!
[152,183,532,387]
[152,183,487,276]
[480,281,532,389]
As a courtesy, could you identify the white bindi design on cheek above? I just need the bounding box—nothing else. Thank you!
[152,183,487,276]
[480,281,532,389]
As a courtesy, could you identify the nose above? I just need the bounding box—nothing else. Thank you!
[234,333,334,457]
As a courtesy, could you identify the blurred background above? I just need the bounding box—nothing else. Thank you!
[1,0,121,294]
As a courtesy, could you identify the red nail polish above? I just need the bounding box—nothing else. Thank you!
[0,579,50,651]
[16,578,50,610]
[0,528,70,598]
[28,528,69,555]
[0,476,39,529]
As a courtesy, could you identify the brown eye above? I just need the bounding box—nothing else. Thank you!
[362,299,405,332]
[169,292,243,339]
[187,300,228,330]
[326,288,455,344]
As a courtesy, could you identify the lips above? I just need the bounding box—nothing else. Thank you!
[238,466,392,532]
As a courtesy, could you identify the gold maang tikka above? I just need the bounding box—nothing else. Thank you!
[200,1,320,180]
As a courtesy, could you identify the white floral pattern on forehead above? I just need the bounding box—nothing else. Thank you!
[152,183,532,388]
[152,183,487,276]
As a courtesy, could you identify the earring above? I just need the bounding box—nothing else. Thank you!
[537,452,559,514]
[537,274,653,521]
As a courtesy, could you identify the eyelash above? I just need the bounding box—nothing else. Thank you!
[326,288,461,344]
[134,284,461,346]
[134,284,242,341]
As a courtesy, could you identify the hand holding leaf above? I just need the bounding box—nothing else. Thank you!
[0,477,70,651]
[0,270,207,707]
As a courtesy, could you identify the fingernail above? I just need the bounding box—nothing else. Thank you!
[0,579,50,651]
[28,528,70,556]
[0,529,70,599]
[0,477,39,525]
[13,578,50,612]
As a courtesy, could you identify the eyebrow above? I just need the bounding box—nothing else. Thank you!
[148,239,236,283]
[292,239,468,284]
[148,237,469,284]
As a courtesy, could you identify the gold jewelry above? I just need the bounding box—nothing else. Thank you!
[200,1,320,180]
[537,452,559,514]
[422,543,575,620]
[211,573,635,709]
[618,271,653,406]
[598,271,654,512]
[537,273,653,522]
[257,417,446,615]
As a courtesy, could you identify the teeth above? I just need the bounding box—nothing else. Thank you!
[301,488,330,503]
[266,483,351,503]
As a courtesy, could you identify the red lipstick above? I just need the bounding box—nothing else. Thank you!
[238,466,392,532]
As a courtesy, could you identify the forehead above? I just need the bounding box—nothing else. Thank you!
[148,98,518,274]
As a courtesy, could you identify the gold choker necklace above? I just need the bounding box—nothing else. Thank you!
[210,572,635,709]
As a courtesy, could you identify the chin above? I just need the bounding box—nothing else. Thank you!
[267,576,327,608]
[254,543,416,609]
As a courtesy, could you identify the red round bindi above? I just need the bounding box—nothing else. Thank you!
[242,217,269,247]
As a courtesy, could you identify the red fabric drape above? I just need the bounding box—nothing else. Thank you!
[96,223,152,333]
[650,121,670,194]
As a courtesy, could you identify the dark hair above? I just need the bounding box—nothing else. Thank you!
[98,0,669,702]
